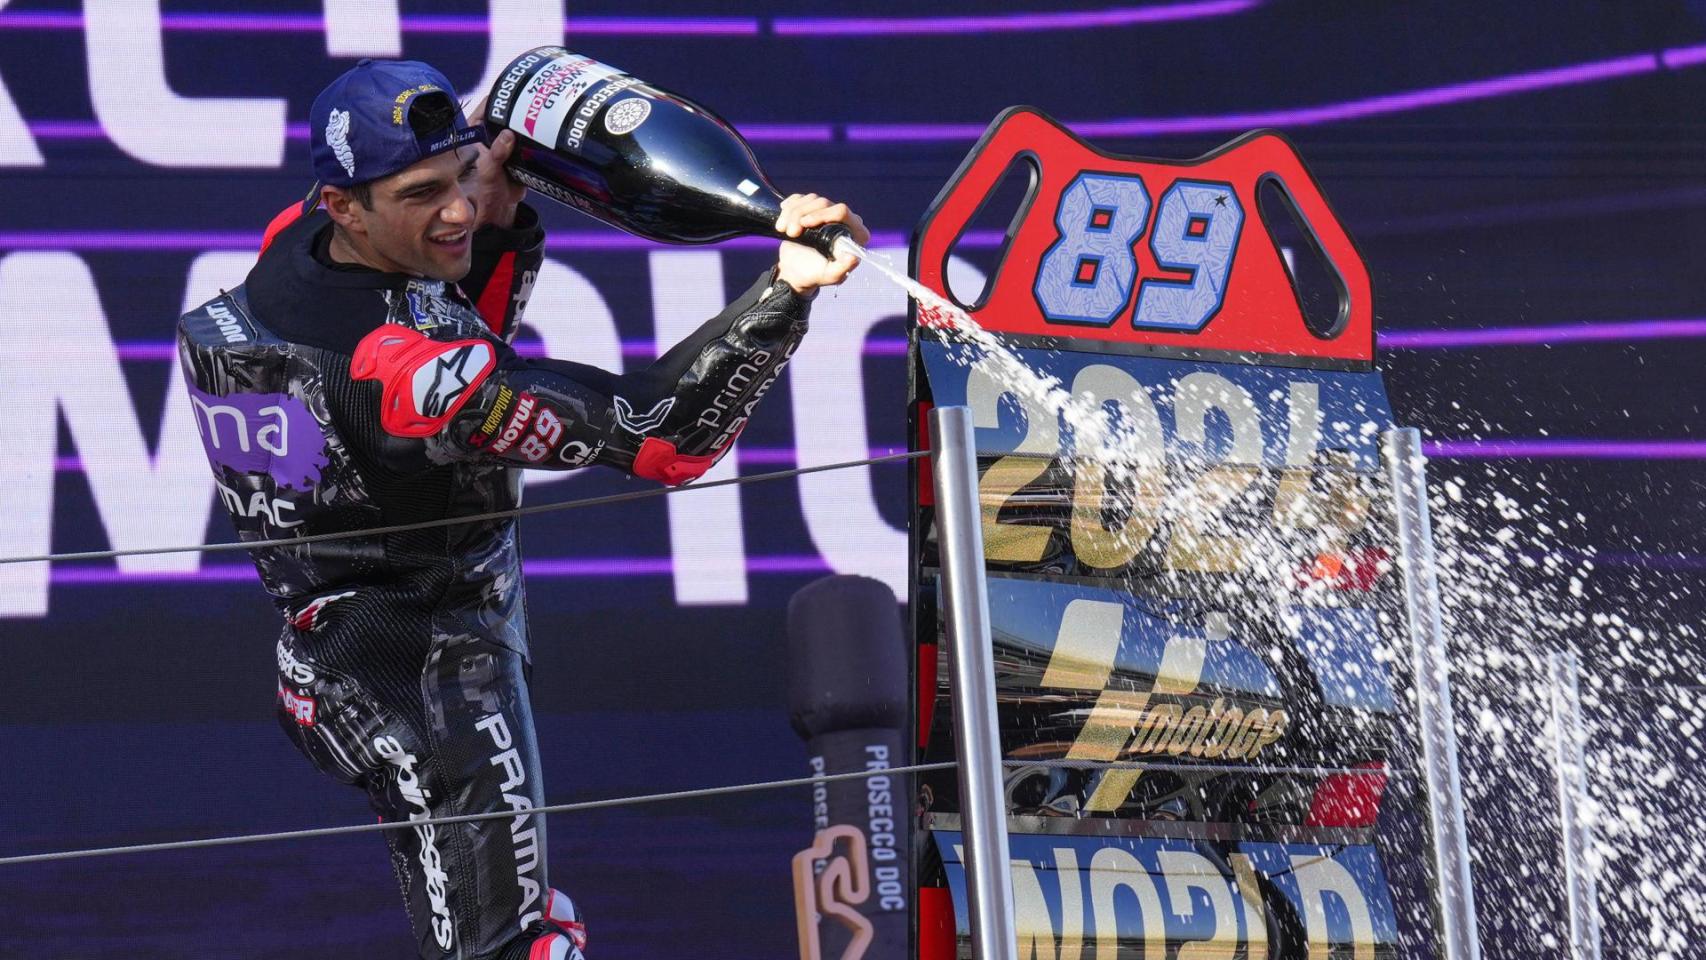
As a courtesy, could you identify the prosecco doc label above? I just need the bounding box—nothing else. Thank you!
[490,49,624,147]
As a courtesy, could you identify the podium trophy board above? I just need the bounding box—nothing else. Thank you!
[905,107,1470,960]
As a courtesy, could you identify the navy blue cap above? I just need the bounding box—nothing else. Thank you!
[309,59,483,188]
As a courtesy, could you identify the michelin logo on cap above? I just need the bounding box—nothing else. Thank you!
[327,109,356,178]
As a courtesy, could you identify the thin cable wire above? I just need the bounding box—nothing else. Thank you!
[0,752,1410,868]
[0,761,957,868]
[0,450,927,566]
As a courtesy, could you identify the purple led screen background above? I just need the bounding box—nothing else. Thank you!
[0,1,1703,957]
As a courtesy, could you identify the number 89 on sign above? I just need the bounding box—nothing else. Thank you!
[1033,174,1243,333]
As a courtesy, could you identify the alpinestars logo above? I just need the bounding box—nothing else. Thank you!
[276,638,316,686]
[374,735,456,950]
[413,343,493,418]
[613,396,674,435]
[326,109,355,178]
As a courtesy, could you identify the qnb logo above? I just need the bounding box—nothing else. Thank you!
[187,385,329,490]
[792,825,875,960]
[413,342,493,418]
[373,735,456,951]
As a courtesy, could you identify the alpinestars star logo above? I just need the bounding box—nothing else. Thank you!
[414,343,493,418]
[326,109,355,178]
[613,396,674,435]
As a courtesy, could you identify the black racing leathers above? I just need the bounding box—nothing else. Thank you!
[177,203,810,960]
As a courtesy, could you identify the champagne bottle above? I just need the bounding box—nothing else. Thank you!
[483,47,853,259]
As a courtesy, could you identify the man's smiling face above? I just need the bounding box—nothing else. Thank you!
[330,145,482,281]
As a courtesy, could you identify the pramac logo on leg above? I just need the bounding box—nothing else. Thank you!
[792,825,874,960]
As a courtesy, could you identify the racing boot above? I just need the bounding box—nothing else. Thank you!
[545,888,587,954]
[518,889,587,960]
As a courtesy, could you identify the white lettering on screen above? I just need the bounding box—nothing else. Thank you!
[792,249,985,596]
[84,0,286,167]
[518,257,622,494]
[0,253,216,616]
[0,248,930,617]
[0,0,42,167]
[650,250,748,606]
[322,0,401,57]
[467,0,567,114]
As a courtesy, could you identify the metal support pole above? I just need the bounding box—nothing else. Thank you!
[929,405,1018,960]
[1548,650,1603,960]
[1383,427,1482,960]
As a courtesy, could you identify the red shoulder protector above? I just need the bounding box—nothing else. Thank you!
[351,324,498,438]
[260,202,308,255]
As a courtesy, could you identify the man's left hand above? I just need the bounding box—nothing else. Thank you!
[469,127,528,231]
[775,194,870,296]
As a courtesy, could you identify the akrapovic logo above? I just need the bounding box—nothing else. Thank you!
[374,735,455,950]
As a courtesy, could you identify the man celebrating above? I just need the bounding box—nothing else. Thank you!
[177,59,866,960]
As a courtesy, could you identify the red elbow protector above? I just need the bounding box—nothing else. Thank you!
[632,437,719,486]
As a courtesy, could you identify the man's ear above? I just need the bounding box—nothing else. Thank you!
[321,186,366,235]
